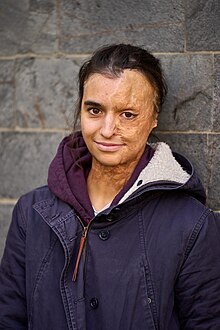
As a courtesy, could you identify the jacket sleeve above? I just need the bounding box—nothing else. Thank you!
[175,209,220,328]
[0,200,28,329]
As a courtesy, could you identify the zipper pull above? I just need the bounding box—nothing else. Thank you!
[72,226,88,282]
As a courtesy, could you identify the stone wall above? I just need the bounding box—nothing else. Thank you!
[0,0,220,257]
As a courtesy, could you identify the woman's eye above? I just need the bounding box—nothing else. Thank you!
[88,108,101,115]
[121,112,136,119]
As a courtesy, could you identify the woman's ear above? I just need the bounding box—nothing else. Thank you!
[153,118,158,128]
[152,111,158,128]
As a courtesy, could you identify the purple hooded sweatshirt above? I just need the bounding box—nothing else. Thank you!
[48,131,154,224]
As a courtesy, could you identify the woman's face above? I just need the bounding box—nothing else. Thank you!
[80,69,157,168]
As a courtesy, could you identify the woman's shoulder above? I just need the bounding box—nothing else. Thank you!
[16,186,72,226]
[141,189,214,237]
[18,185,55,206]
[12,186,56,227]
[161,190,211,224]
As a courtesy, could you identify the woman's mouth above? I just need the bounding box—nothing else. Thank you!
[95,141,125,152]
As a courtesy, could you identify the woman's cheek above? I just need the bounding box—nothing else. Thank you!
[117,122,136,137]
[83,120,100,135]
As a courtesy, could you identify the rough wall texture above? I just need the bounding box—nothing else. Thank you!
[0,0,220,257]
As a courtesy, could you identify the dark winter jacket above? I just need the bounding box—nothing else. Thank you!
[0,134,220,330]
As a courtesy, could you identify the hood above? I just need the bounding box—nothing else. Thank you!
[119,142,206,205]
[48,133,206,224]
[48,132,94,223]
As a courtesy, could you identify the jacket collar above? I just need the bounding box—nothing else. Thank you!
[33,197,79,248]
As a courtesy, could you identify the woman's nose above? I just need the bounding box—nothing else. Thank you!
[99,114,116,138]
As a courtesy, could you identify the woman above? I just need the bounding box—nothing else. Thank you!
[0,44,220,329]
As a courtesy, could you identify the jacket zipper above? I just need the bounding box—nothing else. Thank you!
[72,220,90,282]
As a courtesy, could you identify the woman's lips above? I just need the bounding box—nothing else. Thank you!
[95,141,124,152]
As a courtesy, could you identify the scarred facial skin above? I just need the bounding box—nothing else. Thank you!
[80,69,158,170]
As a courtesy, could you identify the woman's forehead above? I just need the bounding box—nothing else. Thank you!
[83,70,155,102]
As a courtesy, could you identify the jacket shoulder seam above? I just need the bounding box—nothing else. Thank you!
[184,208,211,260]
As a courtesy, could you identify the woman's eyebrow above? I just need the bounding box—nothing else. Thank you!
[84,100,102,107]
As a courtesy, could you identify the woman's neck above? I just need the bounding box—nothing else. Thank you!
[87,158,138,211]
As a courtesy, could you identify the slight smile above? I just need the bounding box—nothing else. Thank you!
[95,141,125,152]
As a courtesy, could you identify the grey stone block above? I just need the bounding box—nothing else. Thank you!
[31,10,58,54]
[0,204,14,260]
[60,25,184,54]
[0,0,57,55]
[156,54,213,131]
[0,132,63,199]
[14,58,84,129]
[0,61,14,82]
[60,0,184,53]
[0,84,15,127]
[0,61,16,128]
[207,135,220,210]
[30,0,55,12]
[153,133,209,188]
[214,55,220,131]
[60,0,184,34]
[186,0,220,51]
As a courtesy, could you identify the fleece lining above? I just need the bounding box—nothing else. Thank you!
[119,142,190,204]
